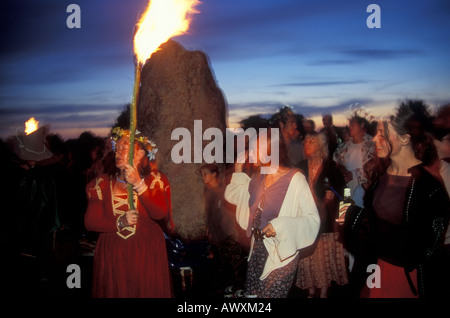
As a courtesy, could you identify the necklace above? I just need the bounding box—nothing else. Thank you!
[264,168,289,188]
[116,173,127,184]
[308,158,323,179]
[309,158,322,170]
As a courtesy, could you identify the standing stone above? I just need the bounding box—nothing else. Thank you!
[137,40,227,240]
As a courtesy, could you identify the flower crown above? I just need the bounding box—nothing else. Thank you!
[110,127,158,161]
[348,104,374,122]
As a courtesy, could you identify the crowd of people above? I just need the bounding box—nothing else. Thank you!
[208,100,450,299]
[1,99,449,299]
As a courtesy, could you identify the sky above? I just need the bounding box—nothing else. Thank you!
[1,0,449,140]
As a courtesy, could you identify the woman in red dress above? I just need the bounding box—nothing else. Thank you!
[85,128,172,298]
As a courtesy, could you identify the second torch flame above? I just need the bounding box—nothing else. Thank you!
[25,117,39,135]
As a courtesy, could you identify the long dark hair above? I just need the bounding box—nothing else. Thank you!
[389,100,437,166]
[267,125,292,169]
[248,127,292,172]
[369,120,392,182]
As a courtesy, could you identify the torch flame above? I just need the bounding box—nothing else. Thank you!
[133,0,200,64]
[25,117,39,135]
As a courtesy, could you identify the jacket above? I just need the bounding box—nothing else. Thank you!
[344,164,450,297]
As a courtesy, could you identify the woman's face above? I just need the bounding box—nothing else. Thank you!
[348,119,364,139]
[372,121,402,159]
[304,136,320,158]
[114,137,142,170]
[200,169,216,186]
[282,116,298,138]
[434,134,450,160]
[251,135,272,167]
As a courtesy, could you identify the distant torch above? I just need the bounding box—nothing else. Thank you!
[25,117,39,135]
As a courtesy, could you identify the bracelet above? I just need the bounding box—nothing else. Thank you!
[133,179,145,190]
[136,183,148,196]
[133,178,148,196]
[117,215,125,231]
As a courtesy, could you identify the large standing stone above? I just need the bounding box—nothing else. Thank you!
[137,40,227,240]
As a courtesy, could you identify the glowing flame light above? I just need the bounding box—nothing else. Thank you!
[25,117,39,135]
[133,0,200,64]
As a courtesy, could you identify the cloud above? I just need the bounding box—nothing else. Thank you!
[228,97,374,121]
[0,103,123,116]
[342,49,425,60]
[0,103,125,139]
[308,49,426,66]
[308,59,358,66]
[273,80,370,87]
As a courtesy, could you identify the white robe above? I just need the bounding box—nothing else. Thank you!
[224,171,320,280]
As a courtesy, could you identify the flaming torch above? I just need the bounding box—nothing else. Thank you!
[25,117,39,135]
[128,0,200,208]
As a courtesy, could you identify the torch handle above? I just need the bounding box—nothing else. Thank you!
[127,62,142,209]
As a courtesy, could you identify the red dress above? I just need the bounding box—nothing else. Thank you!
[84,172,172,298]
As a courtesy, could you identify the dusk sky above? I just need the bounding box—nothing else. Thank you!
[1,0,449,140]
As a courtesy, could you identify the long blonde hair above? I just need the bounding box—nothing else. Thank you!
[304,131,328,159]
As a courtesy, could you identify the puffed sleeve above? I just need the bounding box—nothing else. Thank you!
[270,172,321,261]
[224,172,252,231]
[84,176,117,233]
[137,171,170,221]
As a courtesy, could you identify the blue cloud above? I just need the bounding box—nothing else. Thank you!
[273,80,370,87]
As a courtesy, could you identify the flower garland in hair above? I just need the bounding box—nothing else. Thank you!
[269,105,295,126]
[348,103,375,122]
[110,127,158,161]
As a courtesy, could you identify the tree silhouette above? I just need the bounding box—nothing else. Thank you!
[112,104,131,130]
